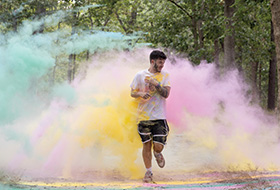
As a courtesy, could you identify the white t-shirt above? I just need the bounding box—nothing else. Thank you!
[130,69,170,121]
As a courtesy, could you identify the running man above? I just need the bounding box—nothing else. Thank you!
[130,50,171,183]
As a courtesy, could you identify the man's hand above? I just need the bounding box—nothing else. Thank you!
[145,77,159,86]
[138,92,151,99]
[131,90,151,99]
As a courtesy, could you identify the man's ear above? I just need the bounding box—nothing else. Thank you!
[151,59,155,64]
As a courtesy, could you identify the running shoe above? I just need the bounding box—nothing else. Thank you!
[143,170,153,183]
[154,151,165,168]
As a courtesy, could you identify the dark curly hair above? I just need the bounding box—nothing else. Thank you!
[149,50,167,62]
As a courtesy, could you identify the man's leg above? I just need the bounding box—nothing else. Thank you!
[153,142,165,168]
[142,140,152,169]
[152,120,169,168]
[142,140,153,182]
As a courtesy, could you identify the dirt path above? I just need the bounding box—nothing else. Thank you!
[1,171,280,189]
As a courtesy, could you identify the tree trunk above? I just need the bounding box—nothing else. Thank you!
[198,20,204,49]
[224,0,236,68]
[191,0,199,51]
[129,5,137,33]
[115,11,128,34]
[51,22,61,85]
[72,54,77,80]
[258,62,262,101]
[68,54,73,82]
[251,62,259,103]
[270,0,280,112]
[86,50,90,61]
[12,15,17,32]
[214,38,220,67]
[68,12,78,83]
[33,1,46,34]
[268,21,277,110]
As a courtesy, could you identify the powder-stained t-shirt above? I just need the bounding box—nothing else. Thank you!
[130,69,170,121]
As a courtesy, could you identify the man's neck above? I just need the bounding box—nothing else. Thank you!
[148,67,159,73]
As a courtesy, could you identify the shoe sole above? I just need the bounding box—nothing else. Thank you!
[155,153,165,168]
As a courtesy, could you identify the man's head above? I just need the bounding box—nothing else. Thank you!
[149,50,167,73]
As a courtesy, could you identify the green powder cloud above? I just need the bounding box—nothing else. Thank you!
[0,10,137,125]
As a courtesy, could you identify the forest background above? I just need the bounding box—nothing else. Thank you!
[1,0,280,112]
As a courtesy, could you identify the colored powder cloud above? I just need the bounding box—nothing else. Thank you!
[1,11,280,182]
[164,58,280,174]
[0,11,143,179]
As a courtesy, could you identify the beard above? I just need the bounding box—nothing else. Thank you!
[154,63,161,73]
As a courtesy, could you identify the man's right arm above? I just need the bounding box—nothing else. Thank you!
[131,89,151,99]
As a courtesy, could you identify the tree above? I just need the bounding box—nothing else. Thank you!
[224,0,236,68]
[268,21,277,110]
[270,0,280,111]
[231,0,271,106]
[1,0,277,110]
[0,0,25,32]
[114,0,139,34]
[86,0,119,31]
[146,0,224,64]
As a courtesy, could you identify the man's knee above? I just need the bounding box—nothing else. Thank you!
[153,142,163,153]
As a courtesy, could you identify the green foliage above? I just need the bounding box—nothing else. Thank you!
[234,0,272,106]
[140,0,225,63]
[0,0,275,108]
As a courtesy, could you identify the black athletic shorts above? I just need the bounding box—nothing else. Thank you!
[137,119,170,145]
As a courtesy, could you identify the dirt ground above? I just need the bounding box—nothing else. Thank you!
[1,170,280,189]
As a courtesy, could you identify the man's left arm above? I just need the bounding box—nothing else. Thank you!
[147,78,170,98]
[155,84,170,98]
